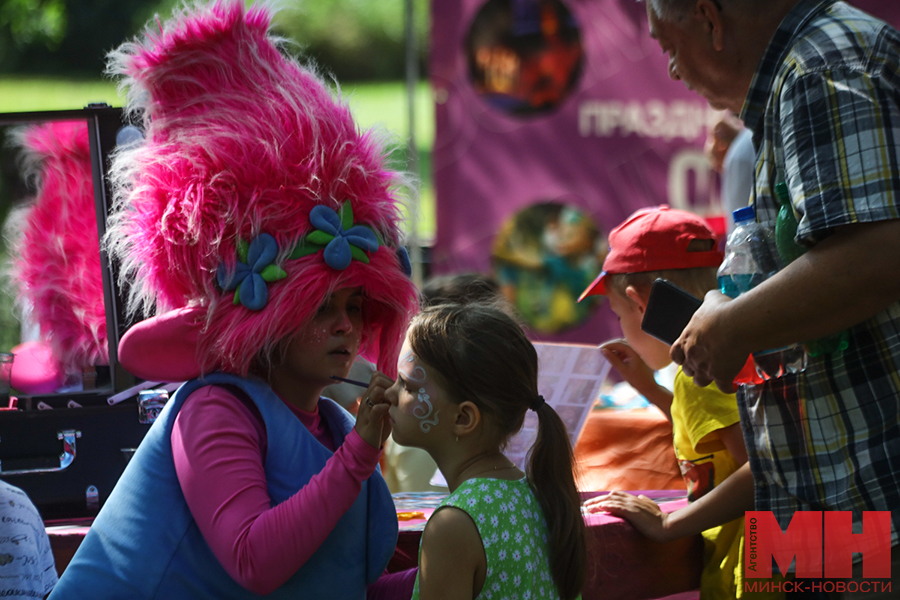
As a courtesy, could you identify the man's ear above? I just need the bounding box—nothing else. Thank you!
[453,401,481,438]
[695,0,725,51]
[624,285,648,315]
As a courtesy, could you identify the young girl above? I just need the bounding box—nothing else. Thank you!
[50,1,418,598]
[372,302,587,600]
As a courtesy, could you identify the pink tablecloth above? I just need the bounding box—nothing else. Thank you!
[48,491,701,600]
[389,490,701,600]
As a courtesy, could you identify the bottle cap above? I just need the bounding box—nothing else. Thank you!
[733,206,755,224]
[774,182,790,203]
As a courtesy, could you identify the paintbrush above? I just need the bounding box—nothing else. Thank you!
[329,375,370,389]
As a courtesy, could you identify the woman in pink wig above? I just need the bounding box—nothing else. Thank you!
[50,1,419,598]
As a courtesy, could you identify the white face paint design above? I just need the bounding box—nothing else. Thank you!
[400,350,440,433]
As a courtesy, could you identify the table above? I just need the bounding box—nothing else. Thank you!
[579,492,701,600]
[47,408,701,598]
[571,409,700,598]
[47,490,700,599]
[45,518,91,578]
[388,490,701,600]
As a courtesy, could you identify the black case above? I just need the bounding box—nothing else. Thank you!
[0,399,149,520]
[0,106,151,521]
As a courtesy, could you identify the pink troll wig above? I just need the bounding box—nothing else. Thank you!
[9,121,108,374]
[104,0,419,377]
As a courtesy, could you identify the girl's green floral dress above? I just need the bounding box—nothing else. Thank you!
[411,477,564,600]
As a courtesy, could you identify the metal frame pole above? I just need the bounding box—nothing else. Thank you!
[405,0,423,287]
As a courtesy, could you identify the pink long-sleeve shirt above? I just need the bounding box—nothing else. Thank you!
[171,385,382,595]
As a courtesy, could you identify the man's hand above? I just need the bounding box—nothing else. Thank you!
[670,290,749,393]
[672,220,900,394]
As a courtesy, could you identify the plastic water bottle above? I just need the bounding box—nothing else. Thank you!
[718,206,806,382]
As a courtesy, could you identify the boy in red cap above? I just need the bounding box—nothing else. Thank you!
[581,206,780,599]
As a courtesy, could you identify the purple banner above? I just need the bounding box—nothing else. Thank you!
[429,0,900,343]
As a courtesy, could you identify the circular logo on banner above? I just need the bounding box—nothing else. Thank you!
[491,203,605,334]
[465,0,584,117]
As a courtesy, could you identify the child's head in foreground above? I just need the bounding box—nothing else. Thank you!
[580,206,723,369]
[386,301,587,599]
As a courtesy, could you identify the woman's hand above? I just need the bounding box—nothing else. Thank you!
[354,372,394,449]
[583,491,675,543]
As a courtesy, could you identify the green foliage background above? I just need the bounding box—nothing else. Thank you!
[0,0,430,81]
[277,0,429,81]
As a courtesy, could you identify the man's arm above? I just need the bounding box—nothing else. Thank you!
[672,219,900,391]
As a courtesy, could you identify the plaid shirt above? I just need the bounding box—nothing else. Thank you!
[738,0,900,541]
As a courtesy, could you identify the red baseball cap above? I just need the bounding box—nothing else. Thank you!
[579,205,723,301]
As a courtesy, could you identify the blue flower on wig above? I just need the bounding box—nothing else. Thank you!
[293,202,380,270]
[396,246,412,278]
[216,233,287,311]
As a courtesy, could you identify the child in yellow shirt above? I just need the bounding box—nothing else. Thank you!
[581,206,780,599]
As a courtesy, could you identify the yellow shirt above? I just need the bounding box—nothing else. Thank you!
[671,368,782,600]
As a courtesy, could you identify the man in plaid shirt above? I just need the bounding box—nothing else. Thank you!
[627,0,900,595]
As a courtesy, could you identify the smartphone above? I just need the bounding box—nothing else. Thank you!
[641,279,703,345]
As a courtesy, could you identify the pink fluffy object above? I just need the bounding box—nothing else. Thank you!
[11,120,108,374]
[105,0,419,377]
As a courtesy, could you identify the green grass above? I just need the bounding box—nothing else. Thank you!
[341,80,434,148]
[0,76,435,240]
[342,81,435,243]
[0,77,120,113]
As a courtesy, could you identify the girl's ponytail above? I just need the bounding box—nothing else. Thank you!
[528,401,587,600]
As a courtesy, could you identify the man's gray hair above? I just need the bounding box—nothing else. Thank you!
[640,0,697,20]
[641,0,734,21]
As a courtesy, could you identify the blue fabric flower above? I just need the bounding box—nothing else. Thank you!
[306,203,379,270]
[216,233,287,311]
[396,246,412,278]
